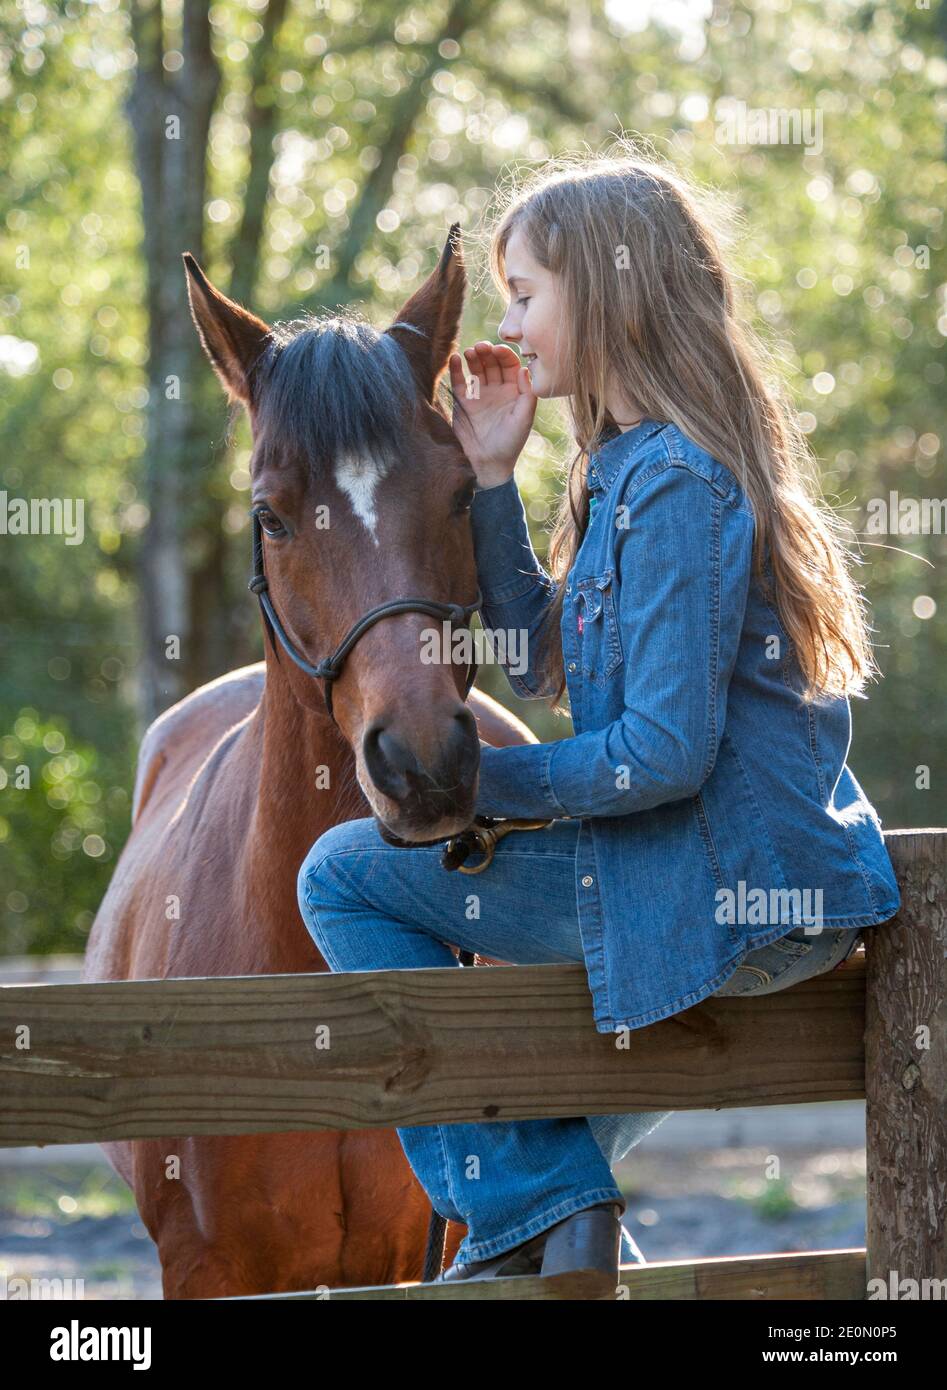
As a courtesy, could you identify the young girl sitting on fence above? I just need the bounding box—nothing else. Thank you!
[296,144,901,1287]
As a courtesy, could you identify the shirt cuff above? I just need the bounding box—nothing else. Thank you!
[474,741,568,819]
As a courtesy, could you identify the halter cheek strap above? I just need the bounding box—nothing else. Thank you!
[247,511,483,723]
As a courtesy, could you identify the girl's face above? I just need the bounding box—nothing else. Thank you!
[496,224,572,398]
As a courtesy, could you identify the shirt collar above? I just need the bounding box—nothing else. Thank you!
[587,417,666,494]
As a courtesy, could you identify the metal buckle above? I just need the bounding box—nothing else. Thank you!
[442,817,555,874]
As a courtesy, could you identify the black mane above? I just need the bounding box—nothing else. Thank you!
[248,313,421,468]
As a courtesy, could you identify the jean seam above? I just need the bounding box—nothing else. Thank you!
[303,893,340,969]
[432,1125,465,1226]
[455,1186,624,1264]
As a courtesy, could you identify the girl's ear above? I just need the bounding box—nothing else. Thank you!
[183,252,271,407]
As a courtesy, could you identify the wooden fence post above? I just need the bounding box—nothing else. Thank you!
[866,830,946,1295]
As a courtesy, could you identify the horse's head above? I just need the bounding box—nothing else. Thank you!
[184,225,483,842]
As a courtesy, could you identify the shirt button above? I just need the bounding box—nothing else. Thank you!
[581,875,594,887]
[567,661,577,673]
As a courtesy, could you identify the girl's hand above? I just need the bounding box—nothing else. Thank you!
[448,342,537,489]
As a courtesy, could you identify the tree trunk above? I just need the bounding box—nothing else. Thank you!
[126,0,221,727]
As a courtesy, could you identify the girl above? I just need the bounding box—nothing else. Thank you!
[296,147,901,1288]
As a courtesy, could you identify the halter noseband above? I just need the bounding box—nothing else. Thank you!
[247,510,483,722]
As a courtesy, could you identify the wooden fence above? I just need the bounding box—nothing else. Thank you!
[0,828,943,1300]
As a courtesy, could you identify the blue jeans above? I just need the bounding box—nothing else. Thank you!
[297,816,861,1267]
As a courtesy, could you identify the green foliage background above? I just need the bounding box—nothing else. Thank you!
[1,0,945,954]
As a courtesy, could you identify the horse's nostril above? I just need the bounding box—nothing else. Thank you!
[362,722,416,800]
[362,709,477,809]
[377,728,417,780]
[453,706,477,738]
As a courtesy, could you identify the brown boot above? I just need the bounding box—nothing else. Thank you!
[437,1201,623,1295]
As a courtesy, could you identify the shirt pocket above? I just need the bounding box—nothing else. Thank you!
[575,569,623,688]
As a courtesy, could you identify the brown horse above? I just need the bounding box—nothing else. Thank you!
[82,226,535,1298]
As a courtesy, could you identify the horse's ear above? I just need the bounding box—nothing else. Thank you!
[384,223,467,406]
[183,253,271,407]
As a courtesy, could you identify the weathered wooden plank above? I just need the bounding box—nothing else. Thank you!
[1,957,866,1146]
[215,1249,867,1301]
[866,829,946,1288]
[627,1248,867,1301]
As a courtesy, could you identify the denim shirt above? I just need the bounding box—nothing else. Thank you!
[469,417,901,1034]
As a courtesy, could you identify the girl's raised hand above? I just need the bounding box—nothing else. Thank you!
[448,342,537,489]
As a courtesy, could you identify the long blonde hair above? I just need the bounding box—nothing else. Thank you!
[476,141,880,709]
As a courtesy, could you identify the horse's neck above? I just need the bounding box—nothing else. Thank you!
[240,660,365,970]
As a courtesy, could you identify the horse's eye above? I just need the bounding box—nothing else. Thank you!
[454,488,476,515]
[254,508,285,536]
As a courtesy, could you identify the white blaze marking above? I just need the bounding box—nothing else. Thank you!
[335,450,389,545]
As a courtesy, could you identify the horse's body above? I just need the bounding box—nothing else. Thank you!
[83,226,540,1296]
[85,663,532,1297]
